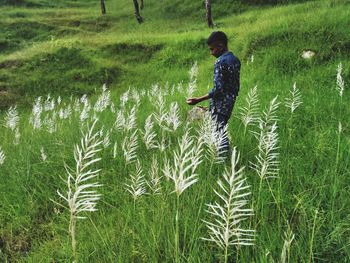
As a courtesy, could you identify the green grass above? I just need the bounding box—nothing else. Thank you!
[0,0,350,262]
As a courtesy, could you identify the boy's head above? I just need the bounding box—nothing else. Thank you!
[207,31,228,58]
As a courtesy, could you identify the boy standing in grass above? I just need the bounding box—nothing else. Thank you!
[186,31,241,155]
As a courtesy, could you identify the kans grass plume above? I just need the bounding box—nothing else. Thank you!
[202,147,254,263]
[125,160,147,207]
[142,114,158,150]
[122,129,139,164]
[284,82,302,114]
[198,112,228,163]
[238,85,260,132]
[163,128,203,263]
[54,119,103,261]
[336,62,344,97]
[4,105,20,131]
[0,147,5,165]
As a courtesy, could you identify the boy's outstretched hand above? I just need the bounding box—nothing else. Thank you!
[186,98,199,105]
[186,94,210,105]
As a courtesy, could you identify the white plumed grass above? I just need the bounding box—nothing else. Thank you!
[94,84,111,112]
[0,147,5,165]
[147,156,162,195]
[284,82,302,114]
[202,147,254,263]
[199,112,228,163]
[122,129,138,164]
[165,102,182,132]
[125,160,147,204]
[163,128,202,263]
[280,225,295,263]
[124,106,137,132]
[187,61,198,98]
[251,122,279,180]
[238,85,260,132]
[336,62,344,97]
[164,129,201,196]
[29,96,43,130]
[40,147,47,162]
[54,119,103,260]
[4,105,20,131]
[259,96,280,131]
[142,114,158,150]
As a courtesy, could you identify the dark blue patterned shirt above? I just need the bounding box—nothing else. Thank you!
[208,51,241,117]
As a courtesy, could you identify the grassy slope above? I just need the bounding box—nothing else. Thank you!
[0,0,350,262]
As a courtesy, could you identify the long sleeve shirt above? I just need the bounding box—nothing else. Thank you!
[208,51,241,117]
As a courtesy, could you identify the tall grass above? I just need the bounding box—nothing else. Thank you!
[1,0,350,262]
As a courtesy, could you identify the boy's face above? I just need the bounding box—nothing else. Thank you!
[208,44,224,58]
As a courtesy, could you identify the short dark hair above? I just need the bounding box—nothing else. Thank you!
[207,31,228,47]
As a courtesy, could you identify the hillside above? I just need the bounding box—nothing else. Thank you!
[0,0,350,262]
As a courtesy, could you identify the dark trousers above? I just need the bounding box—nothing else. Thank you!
[211,111,230,155]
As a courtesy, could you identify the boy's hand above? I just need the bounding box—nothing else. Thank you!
[186,98,199,105]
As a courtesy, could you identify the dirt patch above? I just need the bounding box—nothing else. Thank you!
[0,231,31,258]
[0,59,24,69]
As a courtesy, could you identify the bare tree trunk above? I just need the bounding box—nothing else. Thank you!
[133,0,143,23]
[140,0,144,10]
[205,0,214,28]
[100,0,106,15]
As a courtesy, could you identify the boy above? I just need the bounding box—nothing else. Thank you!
[186,31,241,154]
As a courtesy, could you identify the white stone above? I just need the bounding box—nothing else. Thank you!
[302,50,316,59]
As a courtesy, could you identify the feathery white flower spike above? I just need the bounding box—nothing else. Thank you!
[59,104,72,120]
[166,102,182,132]
[202,147,254,263]
[259,96,280,132]
[285,82,302,114]
[0,147,5,165]
[124,106,137,132]
[114,109,126,131]
[120,89,130,108]
[238,85,260,129]
[336,62,344,97]
[338,121,342,135]
[280,225,295,263]
[103,129,111,148]
[4,105,19,131]
[122,129,138,164]
[199,112,228,163]
[94,84,111,112]
[166,129,201,197]
[131,89,141,106]
[147,156,162,195]
[80,99,91,123]
[188,61,198,98]
[142,114,158,150]
[125,160,147,201]
[29,96,43,130]
[153,92,167,126]
[54,119,103,259]
[251,122,279,180]
[113,142,118,159]
[44,94,55,111]
[41,147,47,162]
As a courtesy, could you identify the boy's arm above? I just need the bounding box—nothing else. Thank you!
[186,94,209,105]
[208,62,226,99]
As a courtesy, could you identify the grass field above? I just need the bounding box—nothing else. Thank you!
[0,0,350,262]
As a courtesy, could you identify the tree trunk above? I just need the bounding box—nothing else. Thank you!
[133,0,143,23]
[205,0,214,28]
[140,0,144,10]
[100,0,106,15]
